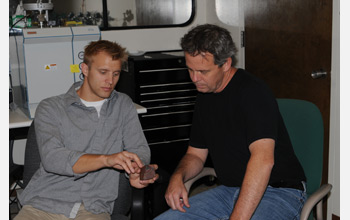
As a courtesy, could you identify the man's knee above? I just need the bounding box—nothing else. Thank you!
[14,205,55,220]
[75,204,110,220]
[154,209,183,220]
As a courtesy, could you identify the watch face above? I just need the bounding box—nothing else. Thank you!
[78,51,84,60]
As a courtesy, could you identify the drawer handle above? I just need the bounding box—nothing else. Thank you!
[141,110,194,117]
[146,103,195,110]
[148,138,190,146]
[140,96,197,103]
[140,67,187,73]
[143,124,192,131]
[140,82,193,88]
[141,89,197,96]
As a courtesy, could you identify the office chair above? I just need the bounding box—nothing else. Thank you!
[18,121,145,220]
[184,98,332,220]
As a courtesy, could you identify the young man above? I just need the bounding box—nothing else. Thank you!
[155,24,306,220]
[15,40,158,220]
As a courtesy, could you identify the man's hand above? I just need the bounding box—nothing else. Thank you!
[164,175,190,213]
[73,151,144,174]
[105,151,144,174]
[163,146,208,212]
[129,164,159,188]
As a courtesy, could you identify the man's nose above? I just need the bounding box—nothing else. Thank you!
[106,74,113,85]
[191,71,200,82]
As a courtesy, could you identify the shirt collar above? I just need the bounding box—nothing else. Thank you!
[63,81,118,108]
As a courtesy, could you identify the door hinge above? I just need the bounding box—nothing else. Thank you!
[241,31,245,48]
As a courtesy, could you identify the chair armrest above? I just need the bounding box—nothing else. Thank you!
[300,183,332,220]
[131,188,145,220]
[184,167,217,192]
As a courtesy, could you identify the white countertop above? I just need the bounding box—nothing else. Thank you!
[9,103,147,129]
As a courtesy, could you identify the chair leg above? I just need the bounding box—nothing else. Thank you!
[316,200,323,220]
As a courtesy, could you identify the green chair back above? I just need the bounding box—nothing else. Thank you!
[277,98,324,196]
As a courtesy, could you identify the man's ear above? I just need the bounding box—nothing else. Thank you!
[81,63,89,78]
[223,57,232,71]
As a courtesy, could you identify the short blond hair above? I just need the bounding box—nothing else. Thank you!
[83,40,128,68]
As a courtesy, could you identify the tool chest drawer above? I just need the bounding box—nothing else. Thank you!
[114,52,216,219]
[115,52,197,172]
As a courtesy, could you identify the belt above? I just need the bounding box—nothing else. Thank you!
[269,181,305,191]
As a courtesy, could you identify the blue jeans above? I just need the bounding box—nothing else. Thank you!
[154,184,307,220]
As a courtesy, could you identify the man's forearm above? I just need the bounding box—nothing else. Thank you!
[172,147,208,183]
[230,159,272,219]
[172,155,203,183]
[230,139,275,220]
[72,154,108,174]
